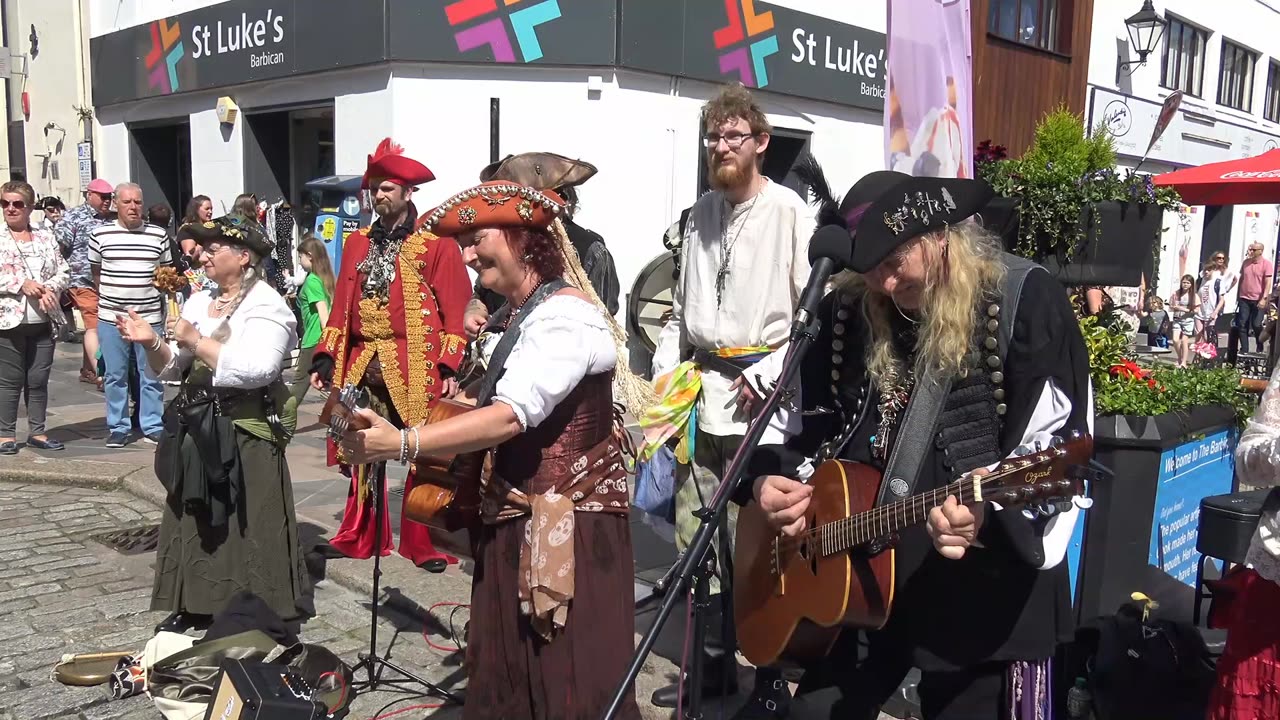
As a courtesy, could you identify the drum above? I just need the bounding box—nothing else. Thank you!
[626,250,679,355]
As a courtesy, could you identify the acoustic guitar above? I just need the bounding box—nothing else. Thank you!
[733,433,1093,667]
[320,384,485,532]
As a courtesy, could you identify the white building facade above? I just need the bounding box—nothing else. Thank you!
[3,0,95,205]
[88,0,888,344]
[1087,0,1280,301]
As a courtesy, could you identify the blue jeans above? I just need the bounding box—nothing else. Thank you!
[97,320,164,436]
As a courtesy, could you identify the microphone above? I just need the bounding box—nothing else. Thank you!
[792,224,853,338]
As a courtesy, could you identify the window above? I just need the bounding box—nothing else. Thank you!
[1265,61,1280,123]
[1217,40,1258,112]
[988,0,1060,52]
[1160,17,1207,97]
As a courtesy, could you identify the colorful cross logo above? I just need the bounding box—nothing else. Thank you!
[145,19,184,94]
[444,0,563,64]
[713,0,778,89]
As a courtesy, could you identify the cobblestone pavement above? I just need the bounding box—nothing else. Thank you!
[0,343,897,720]
[0,482,467,720]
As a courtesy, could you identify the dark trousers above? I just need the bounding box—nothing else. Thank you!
[829,637,1012,720]
[0,323,54,437]
[292,345,317,404]
[1228,299,1266,364]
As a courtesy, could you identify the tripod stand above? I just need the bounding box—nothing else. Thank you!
[348,461,463,705]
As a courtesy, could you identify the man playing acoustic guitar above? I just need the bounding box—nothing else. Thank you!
[746,171,1093,719]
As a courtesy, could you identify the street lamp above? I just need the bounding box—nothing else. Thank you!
[1117,0,1168,83]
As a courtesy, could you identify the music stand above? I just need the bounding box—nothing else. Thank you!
[326,386,463,705]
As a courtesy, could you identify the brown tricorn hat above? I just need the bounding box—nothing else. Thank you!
[420,181,566,237]
[478,152,598,191]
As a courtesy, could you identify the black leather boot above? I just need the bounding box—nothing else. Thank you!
[731,666,792,719]
[650,653,741,708]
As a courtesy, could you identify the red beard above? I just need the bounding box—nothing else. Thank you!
[710,155,750,191]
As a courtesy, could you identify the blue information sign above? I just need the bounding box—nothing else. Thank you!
[1148,429,1235,586]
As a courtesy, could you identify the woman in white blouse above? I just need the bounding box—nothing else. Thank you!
[0,181,69,455]
[116,214,309,635]
[340,181,644,720]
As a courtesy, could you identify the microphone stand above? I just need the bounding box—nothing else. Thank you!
[603,309,824,720]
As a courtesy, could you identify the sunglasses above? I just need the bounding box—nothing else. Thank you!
[1,200,27,210]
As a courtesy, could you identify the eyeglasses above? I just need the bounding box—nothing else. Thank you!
[0,200,26,209]
[703,132,759,149]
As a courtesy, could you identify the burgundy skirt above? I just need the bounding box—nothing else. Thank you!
[463,512,642,720]
[1209,568,1280,719]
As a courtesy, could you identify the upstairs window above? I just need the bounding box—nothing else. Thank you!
[1160,17,1207,97]
[1218,39,1259,112]
[988,0,1061,53]
[1264,61,1280,123]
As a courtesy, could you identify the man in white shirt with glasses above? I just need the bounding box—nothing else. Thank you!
[648,83,815,719]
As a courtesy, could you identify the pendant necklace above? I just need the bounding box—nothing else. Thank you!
[504,280,544,330]
[716,183,762,307]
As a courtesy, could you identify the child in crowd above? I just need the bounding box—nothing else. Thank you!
[292,236,334,403]
[1142,296,1171,348]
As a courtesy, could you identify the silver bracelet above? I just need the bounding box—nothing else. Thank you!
[411,427,421,461]
[398,429,409,465]
[149,335,163,352]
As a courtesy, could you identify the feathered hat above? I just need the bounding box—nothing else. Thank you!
[362,138,435,190]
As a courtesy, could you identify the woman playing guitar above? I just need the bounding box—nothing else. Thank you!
[337,180,651,720]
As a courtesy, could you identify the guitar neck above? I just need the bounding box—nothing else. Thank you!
[819,476,982,557]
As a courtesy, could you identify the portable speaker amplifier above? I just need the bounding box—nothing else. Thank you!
[203,658,324,720]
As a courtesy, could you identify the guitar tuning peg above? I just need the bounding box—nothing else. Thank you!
[1049,436,1065,448]
[1034,440,1043,453]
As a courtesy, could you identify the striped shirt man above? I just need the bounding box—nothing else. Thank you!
[89,221,171,324]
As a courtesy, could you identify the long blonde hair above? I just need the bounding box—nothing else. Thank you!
[297,235,336,300]
[839,221,1006,391]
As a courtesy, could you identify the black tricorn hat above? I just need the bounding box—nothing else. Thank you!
[479,151,598,190]
[849,176,994,273]
[176,215,273,258]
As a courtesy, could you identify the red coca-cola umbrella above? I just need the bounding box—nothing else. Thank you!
[1154,148,1280,206]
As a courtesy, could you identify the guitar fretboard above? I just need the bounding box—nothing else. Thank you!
[815,476,985,557]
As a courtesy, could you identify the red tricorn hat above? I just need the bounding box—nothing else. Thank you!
[420,181,566,237]
[361,138,435,190]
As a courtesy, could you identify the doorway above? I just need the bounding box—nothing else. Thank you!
[696,126,812,199]
[128,121,192,217]
[243,104,335,210]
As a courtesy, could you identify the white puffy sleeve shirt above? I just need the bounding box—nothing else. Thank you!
[1236,363,1280,585]
[153,281,299,389]
[479,295,617,431]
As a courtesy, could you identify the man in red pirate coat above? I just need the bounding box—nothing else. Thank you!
[308,138,471,572]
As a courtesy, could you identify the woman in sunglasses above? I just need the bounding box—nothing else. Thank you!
[0,181,69,454]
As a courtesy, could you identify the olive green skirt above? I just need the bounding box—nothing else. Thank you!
[150,430,310,621]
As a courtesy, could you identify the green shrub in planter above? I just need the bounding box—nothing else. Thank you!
[1080,315,1254,426]
[977,107,1182,289]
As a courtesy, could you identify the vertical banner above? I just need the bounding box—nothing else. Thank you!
[884,0,974,179]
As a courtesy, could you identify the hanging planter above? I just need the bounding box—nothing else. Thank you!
[975,107,1182,290]
[982,197,1162,287]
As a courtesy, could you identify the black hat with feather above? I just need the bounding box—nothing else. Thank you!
[792,152,911,237]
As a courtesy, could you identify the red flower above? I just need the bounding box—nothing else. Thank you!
[1109,360,1146,380]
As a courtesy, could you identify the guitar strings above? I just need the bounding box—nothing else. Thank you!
[773,456,1049,557]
